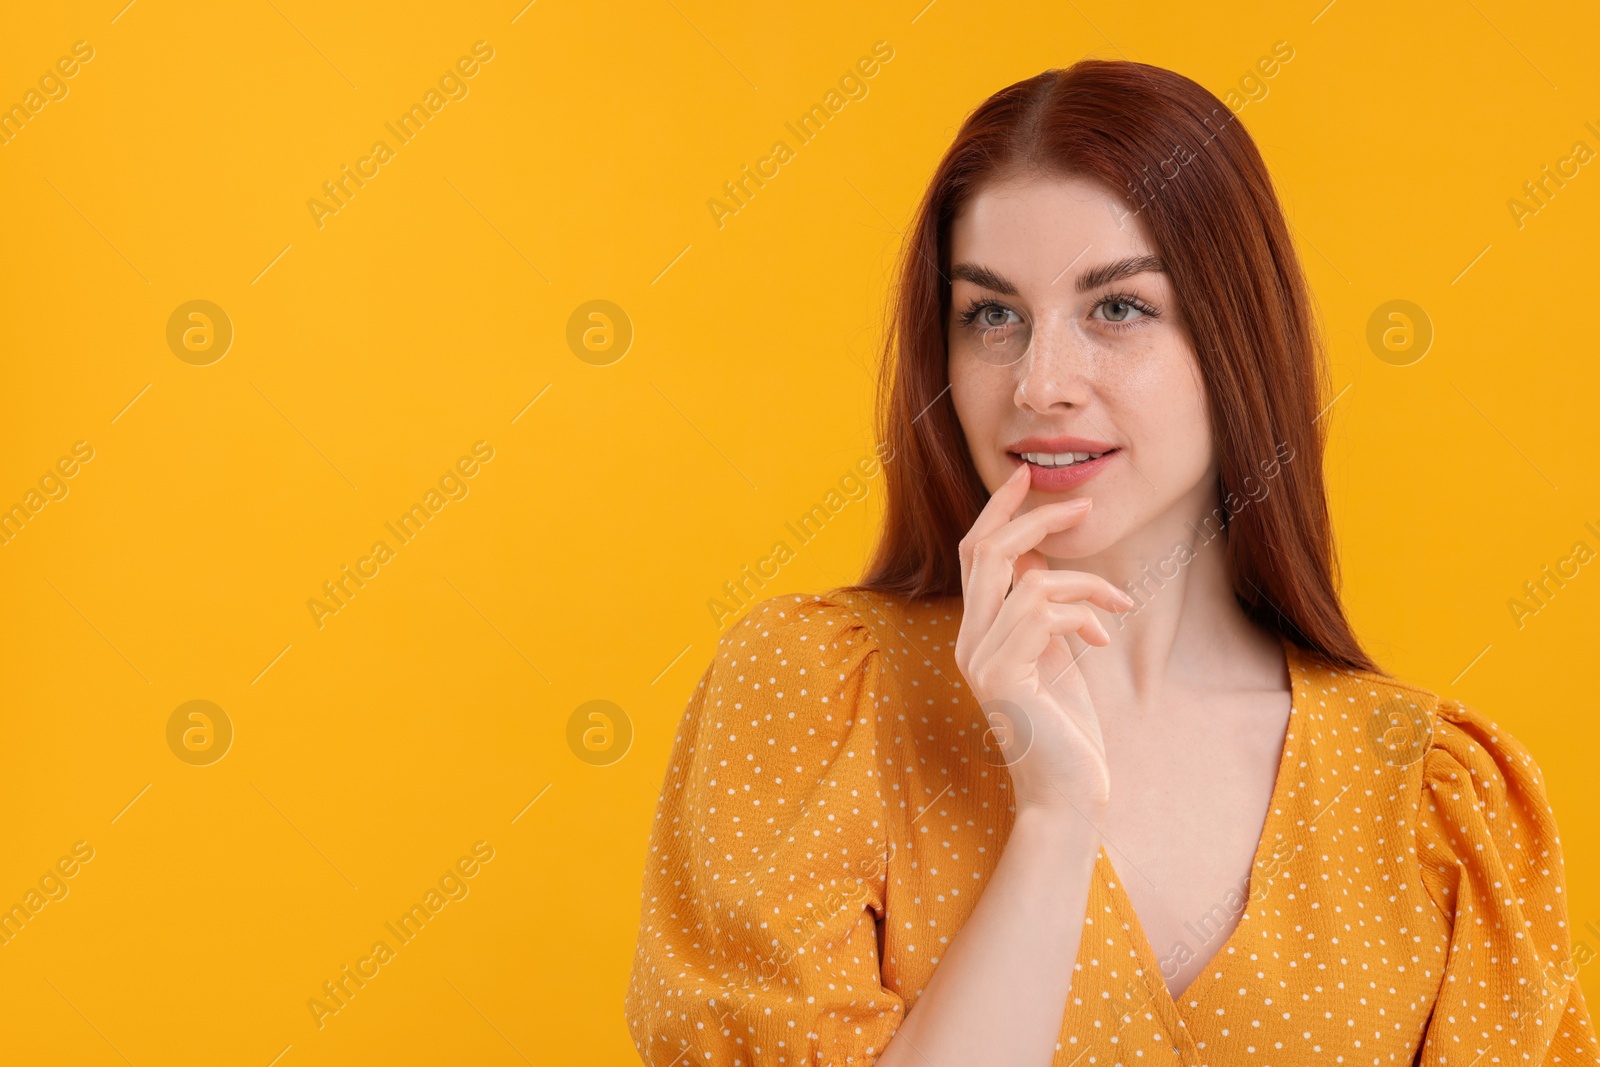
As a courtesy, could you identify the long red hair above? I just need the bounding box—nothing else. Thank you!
[843,58,1380,675]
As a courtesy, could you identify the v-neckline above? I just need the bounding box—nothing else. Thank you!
[1091,631,1304,1045]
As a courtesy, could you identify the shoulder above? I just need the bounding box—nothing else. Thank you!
[716,588,885,651]
[1288,645,1444,769]
[704,590,886,696]
[1423,695,1555,819]
[684,589,911,754]
[709,585,953,673]
[666,593,901,870]
[1290,645,1555,802]
[1296,648,1563,869]
[1296,647,1556,824]
[693,585,975,751]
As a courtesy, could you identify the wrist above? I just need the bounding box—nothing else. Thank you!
[1010,801,1104,852]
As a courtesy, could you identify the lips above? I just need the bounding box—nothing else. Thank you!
[1015,449,1111,469]
[1006,444,1119,492]
[1005,435,1117,455]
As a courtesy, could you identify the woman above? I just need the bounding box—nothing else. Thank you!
[624,59,1598,1066]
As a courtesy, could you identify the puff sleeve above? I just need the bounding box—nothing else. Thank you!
[1415,697,1600,1064]
[624,593,906,1066]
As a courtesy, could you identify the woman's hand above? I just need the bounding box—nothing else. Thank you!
[875,463,1131,1067]
[954,462,1134,820]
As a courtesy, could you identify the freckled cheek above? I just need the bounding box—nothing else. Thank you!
[949,358,1006,420]
[948,361,1015,478]
[1096,347,1211,461]
[1102,362,1190,413]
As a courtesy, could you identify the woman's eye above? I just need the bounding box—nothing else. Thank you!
[979,305,1018,327]
[1097,299,1143,323]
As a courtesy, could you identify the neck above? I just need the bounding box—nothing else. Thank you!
[1045,493,1283,707]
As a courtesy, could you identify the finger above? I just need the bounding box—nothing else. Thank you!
[970,601,1110,692]
[1005,567,1135,616]
[958,462,1031,590]
[971,602,1107,698]
[1012,548,1050,590]
[1035,641,1105,763]
[972,497,1094,598]
[1038,633,1106,751]
[967,582,1109,699]
[961,498,1094,648]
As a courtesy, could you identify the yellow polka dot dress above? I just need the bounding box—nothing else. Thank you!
[624,590,1599,1066]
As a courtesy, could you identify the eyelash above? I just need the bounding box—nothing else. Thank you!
[954,291,1161,333]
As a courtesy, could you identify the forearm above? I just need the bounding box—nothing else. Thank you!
[875,805,1102,1067]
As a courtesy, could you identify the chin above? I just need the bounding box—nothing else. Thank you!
[1036,527,1100,564]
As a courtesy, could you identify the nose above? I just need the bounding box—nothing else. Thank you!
[1013,311,1091,412]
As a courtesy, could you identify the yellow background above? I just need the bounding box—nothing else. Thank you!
[2,0,1597,1063]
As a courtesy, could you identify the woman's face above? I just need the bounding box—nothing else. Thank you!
[947,170,1217,562]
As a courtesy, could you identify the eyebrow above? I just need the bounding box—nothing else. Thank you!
[950,254,1165,296]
